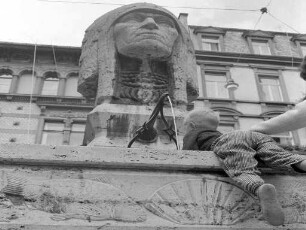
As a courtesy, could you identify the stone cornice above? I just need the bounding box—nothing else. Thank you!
[242,30,274,39]
[190,25,299,37]
[195,50,303,67]
[193,26,226,35]
[291,34,306,42]
[0,94,95,107]
[0,41,81,52]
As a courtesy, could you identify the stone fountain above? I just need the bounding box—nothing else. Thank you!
[77,3,198,149]
[1,3,306,230]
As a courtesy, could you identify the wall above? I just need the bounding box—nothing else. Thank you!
[0,101,40,144]
[231,67,259,101]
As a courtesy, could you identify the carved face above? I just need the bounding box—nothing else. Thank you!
[114,11,179,59]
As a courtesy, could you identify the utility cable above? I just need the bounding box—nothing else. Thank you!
[52,44,60,80]
[27,44,37,144]
[37,0,259,12]
[236,8,266,63]
[268,12,300,34]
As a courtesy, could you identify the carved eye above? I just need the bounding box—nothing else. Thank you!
[154,17,175,28]
[120,13,143,23]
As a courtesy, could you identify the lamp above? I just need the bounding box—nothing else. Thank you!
[225,78,239,90]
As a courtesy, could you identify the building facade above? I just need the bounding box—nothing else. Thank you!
[1,21,306,147]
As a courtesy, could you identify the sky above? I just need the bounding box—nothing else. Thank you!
[1,0,306,47]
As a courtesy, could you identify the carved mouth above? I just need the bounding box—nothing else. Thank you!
[136,32,163,38]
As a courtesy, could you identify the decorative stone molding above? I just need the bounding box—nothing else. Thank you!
[242,30,274,39]
[193,26,226,35]
[0,144,306,229]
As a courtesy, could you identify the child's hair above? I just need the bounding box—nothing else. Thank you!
[184,109,220,131]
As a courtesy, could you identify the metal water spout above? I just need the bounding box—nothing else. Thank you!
[127,93,178,149]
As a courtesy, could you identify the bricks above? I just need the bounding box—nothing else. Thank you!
[224,31,250,53]
[273,35,300,57]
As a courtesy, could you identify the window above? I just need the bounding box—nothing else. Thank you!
[205,73,229,99]
[41,120,85,146]
[0,74,12,93]
[243,31,275,55]
[272,132,294,145]
[69,123,85,145]
[41,121,64,145]
[258,75,283,102]
[41,77,59,95]
[17,74,36,94]
[64,76,82,97]
[252,40,271,55]
[202,36,220,51]
[194,27,225,52]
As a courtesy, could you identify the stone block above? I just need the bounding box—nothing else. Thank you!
[0,143,306,229]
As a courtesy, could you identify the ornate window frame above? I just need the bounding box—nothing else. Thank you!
[40,71,61,96]
[193,27,226,52]
[200,64,235,100]
[291,34,306,58]
[0,68,14,93]
[253,68,289,103]
[36,117,85,145]
[212,107,241,131]
[16,69,37,95]
[243,30,276,55]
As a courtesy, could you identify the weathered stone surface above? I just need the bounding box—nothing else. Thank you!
[78,3,198,105]
[78,3,198,147]
[1,143,306,229]
[84,104,186,149]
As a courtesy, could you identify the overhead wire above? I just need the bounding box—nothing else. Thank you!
[52,43,59,79]
[236,8,266,63]
[37,0,259,12]
[268,12,300,34]
[27,44,37,144]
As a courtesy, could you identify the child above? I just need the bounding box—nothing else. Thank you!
[182,109,306,226]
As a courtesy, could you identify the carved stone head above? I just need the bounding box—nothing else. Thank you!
[114,11,179,59]
[78,3,198,106]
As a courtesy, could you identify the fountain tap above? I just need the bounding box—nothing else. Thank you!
[127,93,178,149]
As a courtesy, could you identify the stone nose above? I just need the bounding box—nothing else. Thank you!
[140,17,159,30]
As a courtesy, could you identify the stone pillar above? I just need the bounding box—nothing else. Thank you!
[62,119,71,145]
[58,77,66,96]
[33,76,43,94]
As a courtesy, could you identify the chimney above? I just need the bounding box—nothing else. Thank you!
[178,13,189,31]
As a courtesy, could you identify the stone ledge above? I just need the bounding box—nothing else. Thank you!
[0,223,305,230]
[0,143,281,173]
[0,143,221,172]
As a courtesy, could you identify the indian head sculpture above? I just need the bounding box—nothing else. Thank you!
[78,3,198,106]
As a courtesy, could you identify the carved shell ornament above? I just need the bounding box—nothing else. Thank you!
[145,177,259,225]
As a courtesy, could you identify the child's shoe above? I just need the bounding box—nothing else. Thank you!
[258,183,284,226]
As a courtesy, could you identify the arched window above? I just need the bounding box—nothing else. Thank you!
[0,69,13,93]
[64,73,82,97]
[16,72,36,94]
[212,107,242,133]
[41,72,59,96]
